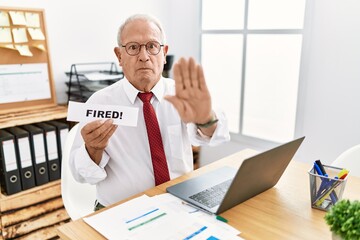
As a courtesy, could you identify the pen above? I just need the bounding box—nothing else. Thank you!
[181,201,228,223]
[315,180,342,207]
[313,162,324,175]
[313,161,338,203]
[315,160,327,175]
[314,168,349,206]
[338,172,348,180]
[338,169,349,179]
[215,215,228,223]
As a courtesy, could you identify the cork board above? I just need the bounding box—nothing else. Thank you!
[0,6,56,112]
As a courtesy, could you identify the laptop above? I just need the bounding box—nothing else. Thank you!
[166,136,305,214]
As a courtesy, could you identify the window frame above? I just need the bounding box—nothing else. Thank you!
[199,0,308,148]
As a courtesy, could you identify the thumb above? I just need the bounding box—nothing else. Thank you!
[164,95,186,116]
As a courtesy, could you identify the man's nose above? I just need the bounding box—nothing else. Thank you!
[139,45,150,61]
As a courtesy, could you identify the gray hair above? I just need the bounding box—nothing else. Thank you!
[117,14,167,46]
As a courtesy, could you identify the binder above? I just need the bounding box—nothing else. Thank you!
[21,125,50,186]
[0,129,22,195]
[35,123,60,181]
[46,120,69,163]
[6,127,36,190]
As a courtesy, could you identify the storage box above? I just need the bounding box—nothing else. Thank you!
[308,164,348,211]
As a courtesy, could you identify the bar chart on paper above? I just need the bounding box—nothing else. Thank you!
[124,207,167,232]
[83,194,243,240]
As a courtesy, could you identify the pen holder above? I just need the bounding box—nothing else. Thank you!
[308,165,348,211]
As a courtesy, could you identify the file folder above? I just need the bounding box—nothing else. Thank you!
[0,129,22,195]
[6,127,36,190]
[46,120,69,163]
[35,123,60,181]
[21,125,50,186]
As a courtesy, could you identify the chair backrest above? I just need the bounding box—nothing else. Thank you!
[61,123,96,220]
[331,144,360,177]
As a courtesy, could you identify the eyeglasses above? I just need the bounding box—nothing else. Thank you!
[121,41,164,56]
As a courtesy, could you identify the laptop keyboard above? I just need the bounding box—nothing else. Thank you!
[189,179,232,209]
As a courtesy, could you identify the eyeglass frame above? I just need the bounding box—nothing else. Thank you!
[121,41,164,56]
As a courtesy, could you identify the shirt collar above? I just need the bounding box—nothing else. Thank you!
[124,77,165,104]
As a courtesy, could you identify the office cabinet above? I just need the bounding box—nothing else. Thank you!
[0,6,71,239]
[0,106,69,240]
[0,180,68,239]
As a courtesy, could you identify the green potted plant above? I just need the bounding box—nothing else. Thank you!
[324,199,360,240]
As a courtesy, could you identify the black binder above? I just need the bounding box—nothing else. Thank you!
[35,123,60,181]
[21,125,50,186]
[46,120,69,162]
[6,127,36,190]
[0,129,22,195]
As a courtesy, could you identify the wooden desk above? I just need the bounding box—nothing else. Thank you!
[57,149,360,240]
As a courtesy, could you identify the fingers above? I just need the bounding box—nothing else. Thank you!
[93,124,117,149]
[197,65,207,91]
[173,61,184,96]
[164,96,185,113]
[189,58,199,89]
[81,119,117,150]
[82,119,104,135]
[173,57,202,90]
[164,95,191,123]
[179,58,191,89]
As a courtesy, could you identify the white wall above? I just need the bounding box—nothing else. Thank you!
[295,0,360,164]
[164,0,201,62]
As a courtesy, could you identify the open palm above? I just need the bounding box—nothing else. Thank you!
[164,57,213,124]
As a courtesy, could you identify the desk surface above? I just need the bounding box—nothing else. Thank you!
[57,149,360,240]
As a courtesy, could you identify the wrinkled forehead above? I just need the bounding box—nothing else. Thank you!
[121,19,162,44]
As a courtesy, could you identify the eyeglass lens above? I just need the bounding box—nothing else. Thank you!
[124,41,162,55]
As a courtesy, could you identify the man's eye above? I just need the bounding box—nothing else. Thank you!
[128,44,138,50]
[148,43,156,49]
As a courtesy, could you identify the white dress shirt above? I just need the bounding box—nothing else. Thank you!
[69,77,230,206]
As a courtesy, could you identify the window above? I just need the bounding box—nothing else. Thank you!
[201,0,306,143]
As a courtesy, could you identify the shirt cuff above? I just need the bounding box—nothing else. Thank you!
[73,144,110,184]
[188,108,230,146]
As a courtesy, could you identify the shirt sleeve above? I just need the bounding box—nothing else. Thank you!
[69,124,110,185]
[187,107,230,146]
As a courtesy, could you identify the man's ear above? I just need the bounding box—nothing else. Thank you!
[163,45,169,64]
[114,47,122,65]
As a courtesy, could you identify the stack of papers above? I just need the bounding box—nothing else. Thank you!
[84,72,123,81]
[84,194,244,240]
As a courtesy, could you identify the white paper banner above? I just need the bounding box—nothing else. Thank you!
[67,101,139,127]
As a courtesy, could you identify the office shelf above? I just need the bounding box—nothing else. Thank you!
[0,180,69,239]
[0,105,69,240]
[66,62,124,103]
[0,105,67,129]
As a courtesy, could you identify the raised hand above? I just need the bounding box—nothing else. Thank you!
[164,57,213,125]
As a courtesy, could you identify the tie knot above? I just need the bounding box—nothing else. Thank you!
[138,92,153,103]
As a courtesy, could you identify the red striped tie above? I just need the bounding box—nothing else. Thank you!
[138,92,170,185]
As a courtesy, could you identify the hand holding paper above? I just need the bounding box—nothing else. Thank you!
[81,119,117,164]
[66,101,139,163]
